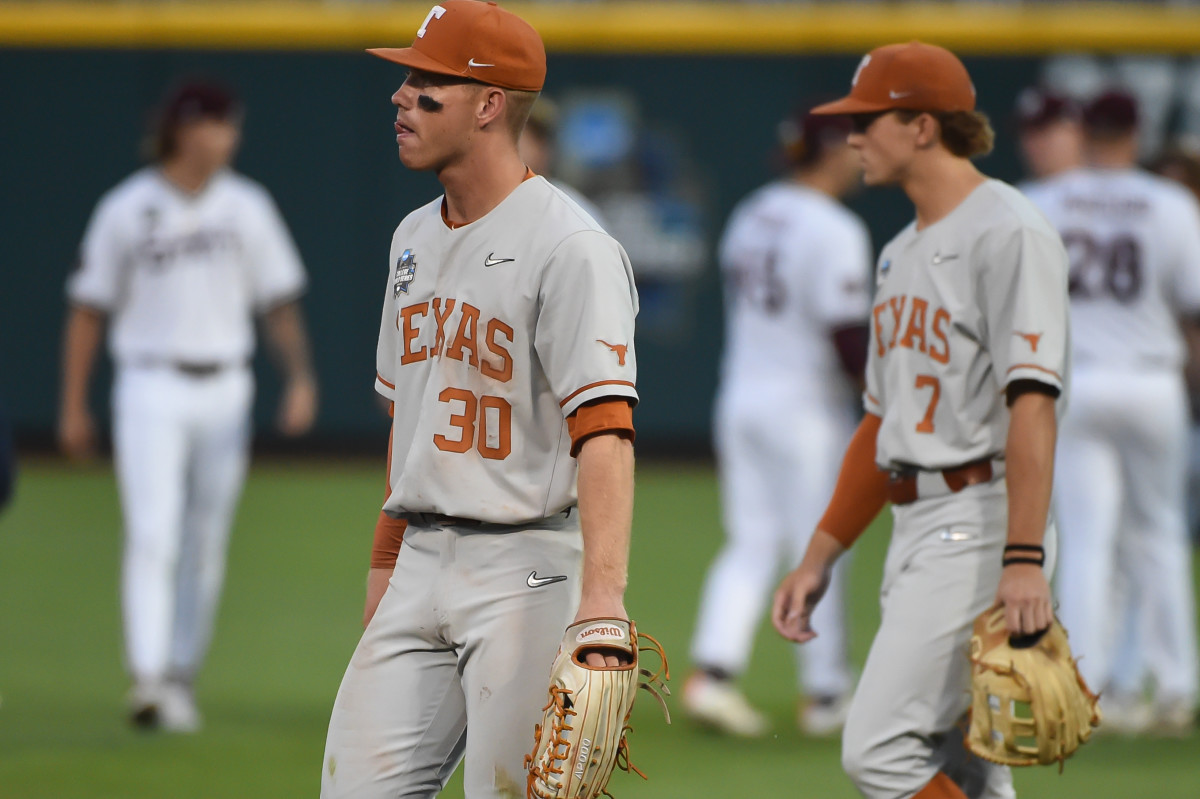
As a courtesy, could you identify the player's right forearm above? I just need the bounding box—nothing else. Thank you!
[574,433,634,621]
[60,306,105,413]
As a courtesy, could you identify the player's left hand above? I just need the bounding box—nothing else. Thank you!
[994,562,1054,636]
[573,595,629,668]
[772,562,831,644]
[277,376,318,436]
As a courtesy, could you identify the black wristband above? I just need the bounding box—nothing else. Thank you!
[1004,544,1045,555]
[1003,556,1045,567]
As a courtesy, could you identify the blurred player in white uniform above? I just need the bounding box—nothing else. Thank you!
[1025,91,1200,736]
[321,4,639,797]
[774,43,1069,799]
[58,80,317,731]
[685,109,871,737]
[1013,88,1083,189]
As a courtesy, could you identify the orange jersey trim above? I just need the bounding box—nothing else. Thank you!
[566,399,635,457]
[559,380,637,408]
[1005,363,1062,382]
[377,372,396,390]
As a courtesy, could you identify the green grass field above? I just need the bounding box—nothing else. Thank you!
[1,460,1197,798]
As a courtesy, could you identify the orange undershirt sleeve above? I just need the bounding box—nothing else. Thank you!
[371,410,408,570]
[566,399,635,457]
[817,412,890,549]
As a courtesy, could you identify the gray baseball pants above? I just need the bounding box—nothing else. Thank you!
[321,511,581,798]
[841,478,1055,799]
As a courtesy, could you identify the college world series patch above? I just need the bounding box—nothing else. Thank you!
[394,249,417,296]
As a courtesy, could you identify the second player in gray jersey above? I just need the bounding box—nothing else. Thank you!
[684,109,871,738]
[1025,90,1200,736]
[773,43,1070,799]
[321,3,640,797]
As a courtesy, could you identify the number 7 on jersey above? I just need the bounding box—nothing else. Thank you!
[915,374,940,434]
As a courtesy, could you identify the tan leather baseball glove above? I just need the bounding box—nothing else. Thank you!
[965,606,1101,770]
[524,618,670,799]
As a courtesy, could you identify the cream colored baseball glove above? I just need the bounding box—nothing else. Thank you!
[524,618,670,799]
[966,606,1101,770]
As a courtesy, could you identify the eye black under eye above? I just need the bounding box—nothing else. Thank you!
[850,113,884,134]
[417,94,444,113]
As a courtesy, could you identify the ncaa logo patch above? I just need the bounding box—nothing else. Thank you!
[394,249,417,297]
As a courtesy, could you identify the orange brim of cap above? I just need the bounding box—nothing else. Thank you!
[810,95,897,115]
[367,47,469,80]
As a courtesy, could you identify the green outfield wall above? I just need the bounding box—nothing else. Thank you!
[2,3,1190,450]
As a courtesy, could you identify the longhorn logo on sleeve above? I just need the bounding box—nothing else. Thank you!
[597,340,628,366]
[1013,331,1042,352]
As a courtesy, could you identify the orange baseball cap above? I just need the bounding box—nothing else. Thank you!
[368,1,546,92]
[811,42,976,116]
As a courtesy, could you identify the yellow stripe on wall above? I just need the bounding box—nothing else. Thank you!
[2,2,1200,54]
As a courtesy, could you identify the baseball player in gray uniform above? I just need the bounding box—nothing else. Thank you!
[321,3,639,797]
[59,80,316,732]
[772,42,1070,799]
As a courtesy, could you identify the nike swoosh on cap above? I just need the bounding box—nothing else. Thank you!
[889,90,913,99]
[468,59,494,68]
[527,571,568,589]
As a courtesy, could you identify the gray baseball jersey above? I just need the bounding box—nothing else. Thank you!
[375,175,639,523]
[866,179,1070,469]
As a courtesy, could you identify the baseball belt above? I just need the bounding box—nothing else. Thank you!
[887,458,995,505]
[130,358,251,377]
[400,508,574,530]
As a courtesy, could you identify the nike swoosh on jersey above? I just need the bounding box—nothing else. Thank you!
[931,252,959,264]
[468,59,495,68]
[527,571,568,589]
[484,253,516,267]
